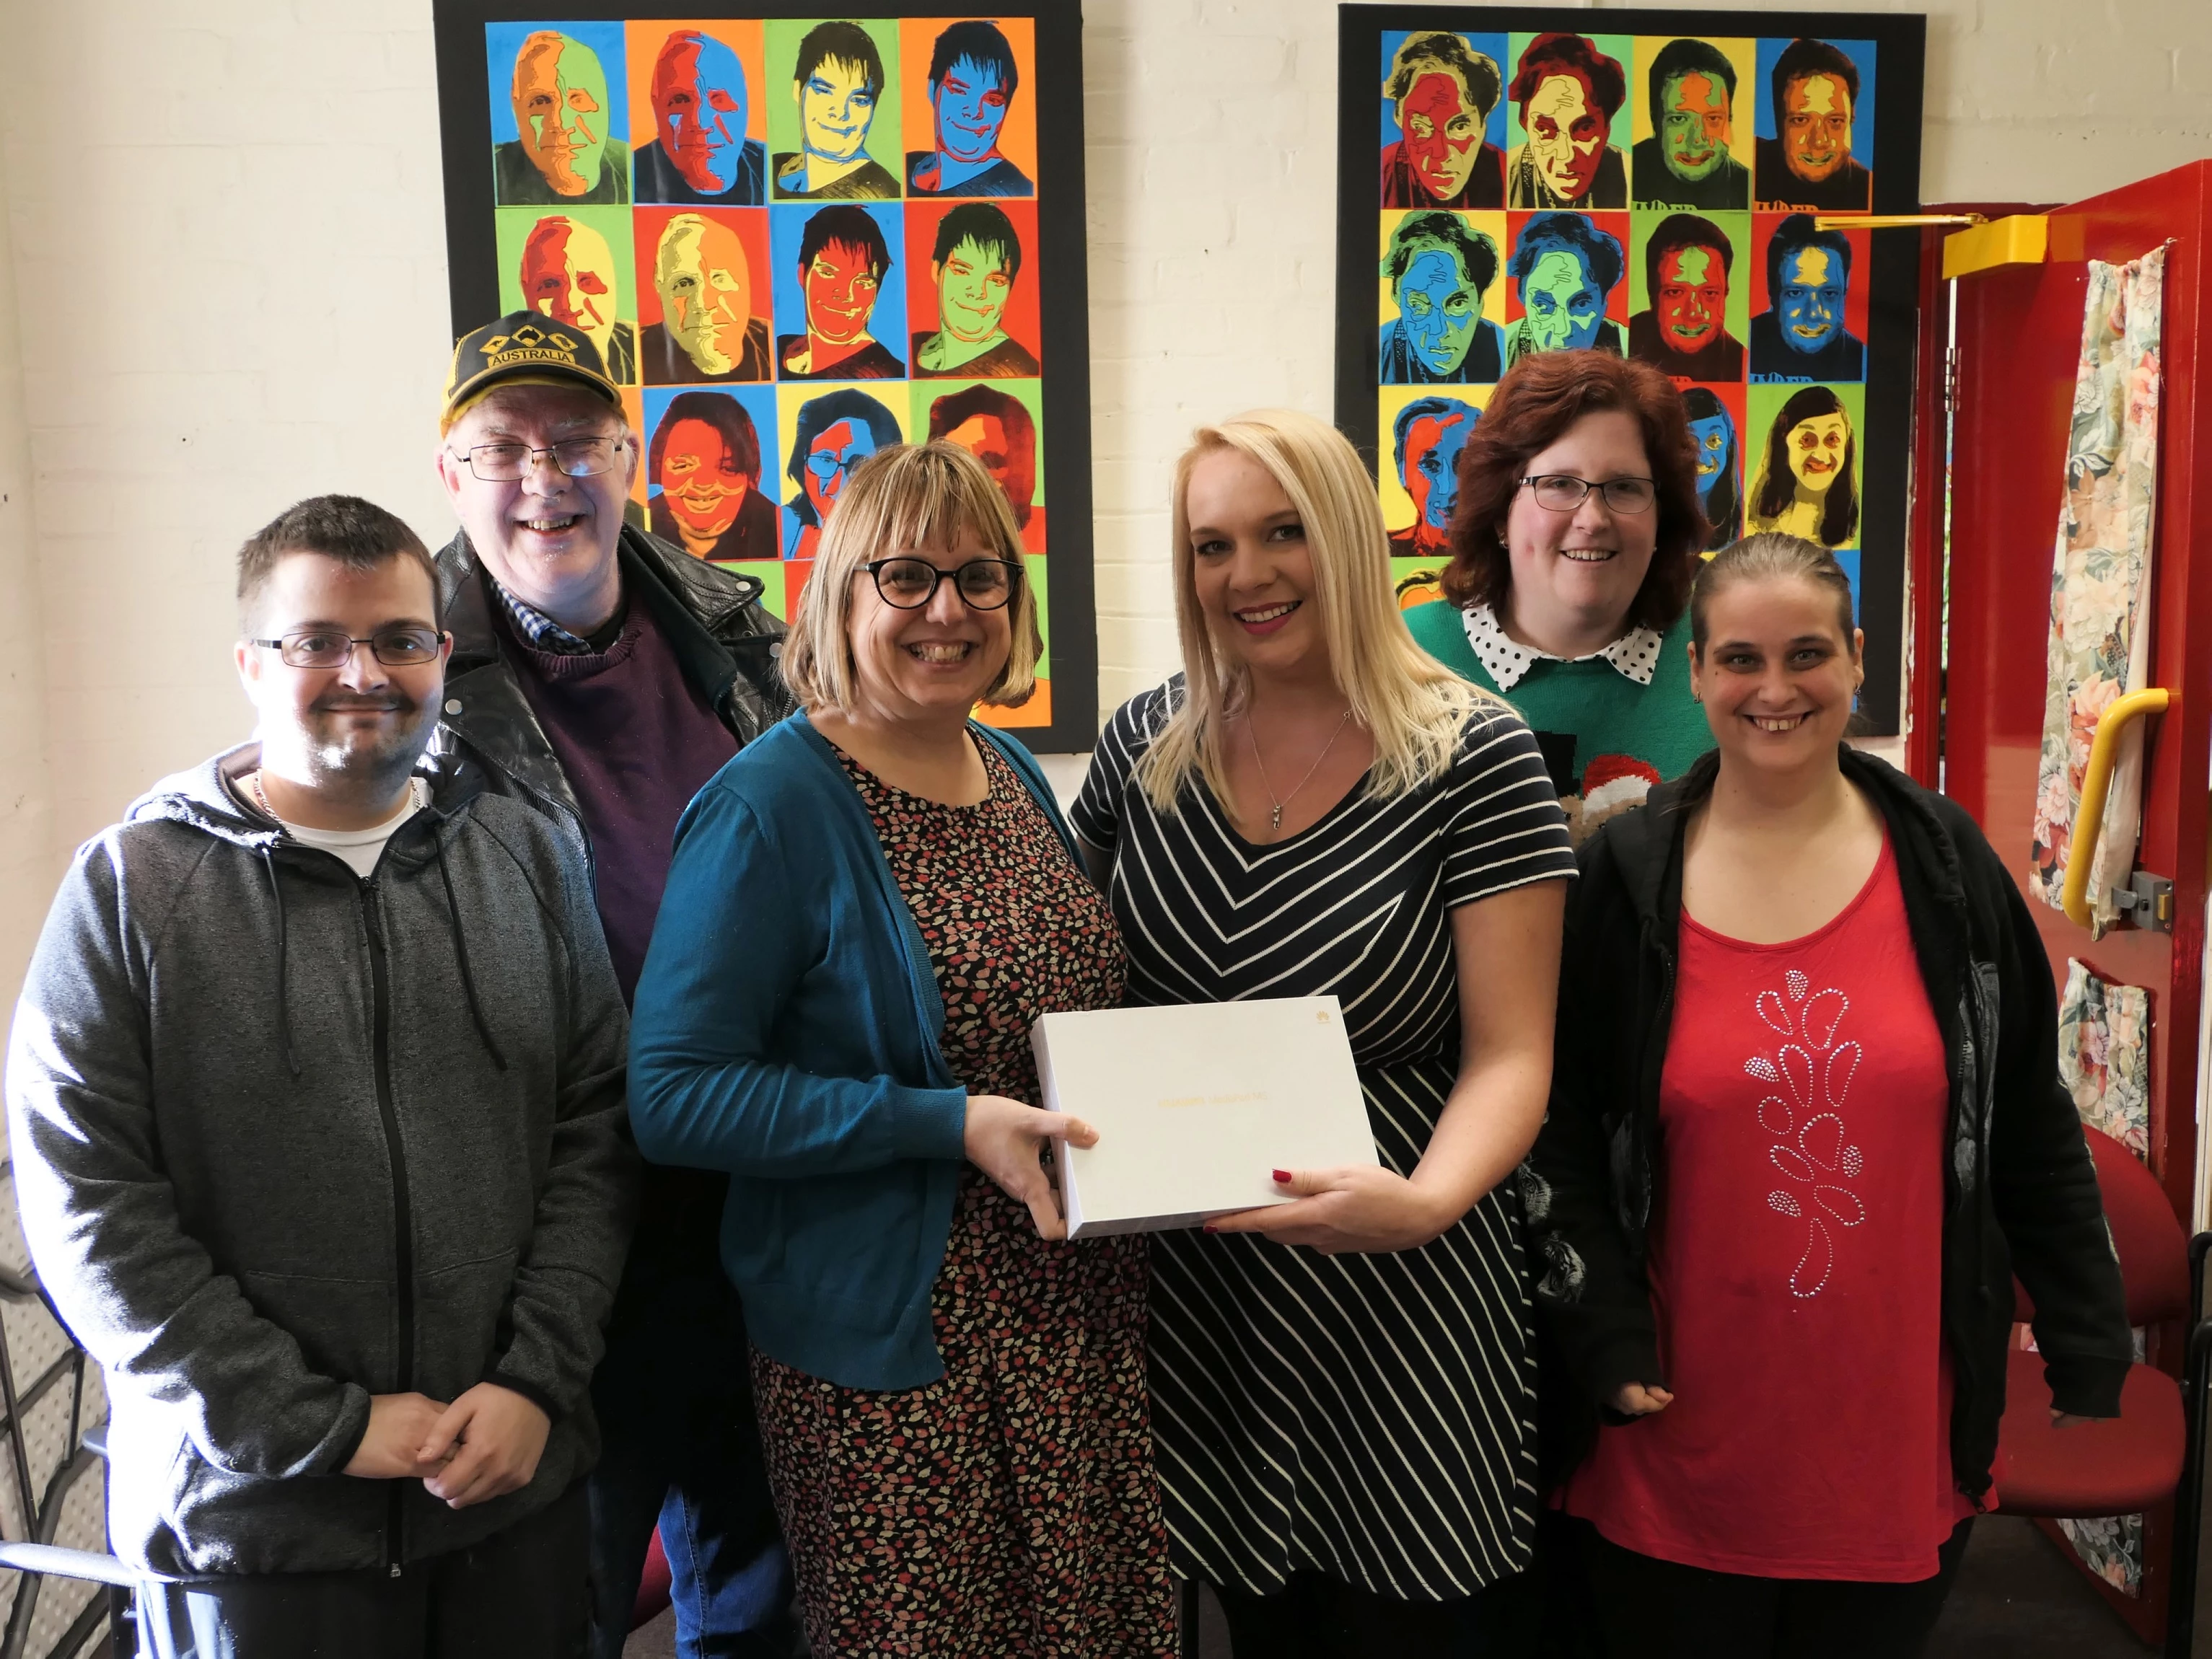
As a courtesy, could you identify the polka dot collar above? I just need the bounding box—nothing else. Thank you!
[1459,603,1664,691]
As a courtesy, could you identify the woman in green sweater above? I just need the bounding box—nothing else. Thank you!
[1405,349,1713,841]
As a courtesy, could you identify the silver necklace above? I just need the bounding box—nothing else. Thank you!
[1243,707,1354,834]
[246,770,425,824]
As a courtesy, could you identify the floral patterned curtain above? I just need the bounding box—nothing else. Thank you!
[2028,248,2167,933]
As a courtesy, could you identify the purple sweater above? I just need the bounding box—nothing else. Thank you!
[499,600,739,1001]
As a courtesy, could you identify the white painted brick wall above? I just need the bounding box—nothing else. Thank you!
[0,0,2204,953]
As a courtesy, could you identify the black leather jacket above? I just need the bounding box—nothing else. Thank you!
[430,522,794,855]
[430,524,794,1308]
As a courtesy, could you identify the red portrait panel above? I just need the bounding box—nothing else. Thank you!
[902,198,1043,378]
[1502,210,1633,327]
[633,206,773,334]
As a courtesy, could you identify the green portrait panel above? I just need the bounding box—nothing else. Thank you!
[495,204,642,385]
[913,377,1047,539]
[766,19,904,201]
[1746,380,1866,550]
[1626,208,1750,381]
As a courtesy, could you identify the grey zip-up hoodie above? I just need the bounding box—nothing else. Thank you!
[6,743,637,1578]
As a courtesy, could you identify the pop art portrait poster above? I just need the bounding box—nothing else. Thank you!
[435,1,1097,750]
[1338,7,1925,735]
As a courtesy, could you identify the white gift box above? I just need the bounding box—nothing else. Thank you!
[1029,997,1377,1238]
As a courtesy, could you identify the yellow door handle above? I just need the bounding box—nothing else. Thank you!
[2061,687,2172,928]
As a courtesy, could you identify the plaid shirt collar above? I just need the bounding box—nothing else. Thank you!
[1460,602,1664,691]
[491,578,597,655]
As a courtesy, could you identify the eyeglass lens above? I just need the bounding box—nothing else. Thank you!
[872,558,1016,610]
[1528,474,1656,513]
[278,629,444,668]
[464,438,619,482]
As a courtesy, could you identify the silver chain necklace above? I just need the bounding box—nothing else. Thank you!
[1243,707,1354,834]
[246,770,426,824]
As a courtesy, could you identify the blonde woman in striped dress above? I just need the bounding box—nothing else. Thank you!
[1072,409,1575,1653]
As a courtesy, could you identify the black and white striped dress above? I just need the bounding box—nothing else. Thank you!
[1071,682,1576,1603]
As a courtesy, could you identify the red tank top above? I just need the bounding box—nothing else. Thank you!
[1565,836,1980,1580]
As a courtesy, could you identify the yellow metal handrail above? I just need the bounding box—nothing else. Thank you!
[2060,687,2172,928]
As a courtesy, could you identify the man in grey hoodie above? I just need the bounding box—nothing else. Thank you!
[6,495,636,1655]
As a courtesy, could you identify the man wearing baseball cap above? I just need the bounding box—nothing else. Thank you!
[432,314,799,1658]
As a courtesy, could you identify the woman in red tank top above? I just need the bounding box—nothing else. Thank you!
[1527,534,2133,1656]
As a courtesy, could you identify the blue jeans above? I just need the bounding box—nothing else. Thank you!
[587,1270,799,1659]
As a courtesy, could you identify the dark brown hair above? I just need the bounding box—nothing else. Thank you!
[1441,349,1708,633]
[1510,32,1626,120]
[237,496,438,629]
[651,391,763,488]
[1752,384,1858,547]
[1688,532,1856,656]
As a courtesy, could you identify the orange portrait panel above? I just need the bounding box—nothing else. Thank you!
[899,17,1039,194]
[626,18,768,149]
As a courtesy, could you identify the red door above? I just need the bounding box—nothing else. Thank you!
[1940,159,2212,1642]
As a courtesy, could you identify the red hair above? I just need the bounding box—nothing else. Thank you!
[1441,350,1708,633]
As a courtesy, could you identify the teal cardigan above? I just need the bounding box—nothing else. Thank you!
[628,711,1081,1391]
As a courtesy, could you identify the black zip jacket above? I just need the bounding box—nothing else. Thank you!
[1526,747,2133,1502]
[431,524,795,1300]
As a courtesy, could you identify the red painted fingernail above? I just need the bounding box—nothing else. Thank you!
[1202,1224,1219,1233]
[1272,1169,1291,1184]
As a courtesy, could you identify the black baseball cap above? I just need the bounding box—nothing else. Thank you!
[441,310,623,433]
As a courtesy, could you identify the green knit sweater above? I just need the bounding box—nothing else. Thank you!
[1405,600,1713,842]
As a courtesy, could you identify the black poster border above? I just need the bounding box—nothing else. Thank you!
[431,0,1099,754]
[1335,6,1926,735]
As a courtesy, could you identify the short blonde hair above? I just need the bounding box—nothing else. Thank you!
[1136,408,1498,814]
[781,441,1042,713]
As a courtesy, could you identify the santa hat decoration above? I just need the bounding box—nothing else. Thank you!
[1579,754,1663,821]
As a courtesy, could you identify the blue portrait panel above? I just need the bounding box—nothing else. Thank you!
[1752,37,1876,210]
[1377,29,1511,211]
[488,20,633,207]
[641,384,784,563]
[776,383,911,560]
[768,201,910,382]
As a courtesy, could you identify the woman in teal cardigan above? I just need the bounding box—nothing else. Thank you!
[629,442,1176,1657]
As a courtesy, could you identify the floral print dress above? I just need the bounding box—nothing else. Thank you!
[750,739,1177,1658]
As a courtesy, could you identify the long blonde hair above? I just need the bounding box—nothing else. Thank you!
[779,441,1041,713]
[1133,408,1496,814]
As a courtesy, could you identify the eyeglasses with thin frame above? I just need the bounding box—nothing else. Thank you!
[862,557,1022,612]
[247,628,449,669]
[449,436,626,483]
[1518,474,1659,514]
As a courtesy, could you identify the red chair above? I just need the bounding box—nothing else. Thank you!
[633,1526,675,1632]
[1995,1123,2212,1658]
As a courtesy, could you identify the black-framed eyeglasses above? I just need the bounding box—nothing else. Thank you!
[863,557,1022,611]
[1518,474,1659,514]
[247,628,449,668]
[449,436,626,482]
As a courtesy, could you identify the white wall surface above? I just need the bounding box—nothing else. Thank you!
[0,0,2206,991]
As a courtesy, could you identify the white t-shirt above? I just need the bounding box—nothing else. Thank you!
[246,773,426,879]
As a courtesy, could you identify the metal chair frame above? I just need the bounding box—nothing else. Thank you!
[0,1162,136,1659]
